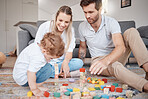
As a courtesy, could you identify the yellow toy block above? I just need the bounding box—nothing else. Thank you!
[27,91,33,97]
[95,84,100,87]
[73,88,80,92]
[82,92,89,96]
[88,87,96,91]
[99,81,104,85]
[92,80,95,84]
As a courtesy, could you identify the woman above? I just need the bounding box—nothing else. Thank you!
[35,6,83,78]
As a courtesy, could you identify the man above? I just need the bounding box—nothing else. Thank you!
[78,0,148,92]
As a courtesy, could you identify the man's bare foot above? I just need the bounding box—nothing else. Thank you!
[143,82,148,93]
[142,62,148,80]
[143,62,148,72]
[145,72,148,80]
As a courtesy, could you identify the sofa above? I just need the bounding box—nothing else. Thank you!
[17,20,148,65]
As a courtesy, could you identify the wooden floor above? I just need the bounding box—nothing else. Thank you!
[2,56,17,68]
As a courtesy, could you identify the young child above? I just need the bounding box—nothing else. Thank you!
[13,32,64,96]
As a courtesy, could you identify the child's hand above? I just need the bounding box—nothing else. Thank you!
[60,61,70,78]
[32,88,44,96]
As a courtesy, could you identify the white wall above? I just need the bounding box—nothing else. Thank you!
[38,8,52,20]
[107,0,148,27]
[71,0,148,28]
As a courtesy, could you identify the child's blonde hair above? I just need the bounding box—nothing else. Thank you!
[40,32,65,57]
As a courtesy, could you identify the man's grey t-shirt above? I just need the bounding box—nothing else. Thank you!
[79,15,121,57]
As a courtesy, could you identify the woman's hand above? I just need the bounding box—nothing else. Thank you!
[32,88,44,97]
[60,60,70,78]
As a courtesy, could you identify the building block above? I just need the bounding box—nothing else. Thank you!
[73,88,80,92]
[88,87,96,91]
[62,83,68,86]
[95,87,100,90]
[93,96,101,99]
[54,92,60,97]
[99,81,104,85]
[122,84,128,90]
[67,89,73,92]
[104,87,111,91]
[101,85,106,89]
[87,77,91,80]
[111,85,115,92]
[69,78,75,83]
[112,83,118,87]
[102,78,107,83]
[82,92,89,96]
[27,91,33,97]
[92,80,95,84]
[98,79,101,82]
[126,90,133,98]
[116,97,125,99]
[95,84,100,87]
[101,94,109,99]
[44,91,50,97]
[64,91,70,96]
[116,88,123,93]
[104,88,109,94]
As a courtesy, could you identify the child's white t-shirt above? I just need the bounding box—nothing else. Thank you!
[13,43,46,85]
[34,21,76,65]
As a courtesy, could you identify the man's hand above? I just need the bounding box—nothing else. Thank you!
[89,59,108,75]
[60,60,70,78]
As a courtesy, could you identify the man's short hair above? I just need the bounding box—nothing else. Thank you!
[80,0,102,11]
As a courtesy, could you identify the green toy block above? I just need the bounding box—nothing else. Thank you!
[93,96,101,99]
[54,92,60,97]
[64,91,70,96]
[113,83,118,87]
[95,87,100,90]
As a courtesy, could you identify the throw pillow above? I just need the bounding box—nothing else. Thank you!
[19,24,37,38]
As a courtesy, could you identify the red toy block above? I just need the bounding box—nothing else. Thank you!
[111,85,115,92]
[102,78,107,83]
[116,88,123,93]
[62,84,68,86]
[44,91,50,97]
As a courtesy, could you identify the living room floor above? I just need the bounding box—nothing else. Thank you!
[1,56,148,99]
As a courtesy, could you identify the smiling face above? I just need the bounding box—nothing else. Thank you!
[83,3,101,24]
[56,12,71,32]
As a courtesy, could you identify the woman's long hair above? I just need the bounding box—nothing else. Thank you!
[52,5,72,51]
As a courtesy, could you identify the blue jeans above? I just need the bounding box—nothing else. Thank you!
[22,58,83,86]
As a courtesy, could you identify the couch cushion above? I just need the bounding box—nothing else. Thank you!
[137,26,148,38]
[19,24,37,38]
[118,21,136,34]
[28,39,35,45]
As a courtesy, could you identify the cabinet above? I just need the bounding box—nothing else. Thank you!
[0,0,38,54]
